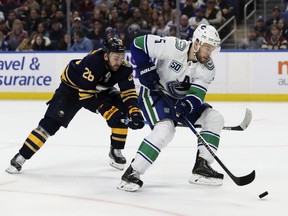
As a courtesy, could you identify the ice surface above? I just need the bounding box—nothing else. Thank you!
[0,100,287,216]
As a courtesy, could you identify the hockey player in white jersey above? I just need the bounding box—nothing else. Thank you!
[118,24,224,192]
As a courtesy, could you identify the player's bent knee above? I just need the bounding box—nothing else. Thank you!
[202,109,224,134]
[146,119,175,149]
[39,117,62,136]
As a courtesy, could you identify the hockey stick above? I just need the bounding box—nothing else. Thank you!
[154,84,255,186]
[124,108,252,131]
[143,108,252,131]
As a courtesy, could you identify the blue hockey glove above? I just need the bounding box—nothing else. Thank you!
[128,107,144,129]
[136,62,160,90]
[175,99,193,117]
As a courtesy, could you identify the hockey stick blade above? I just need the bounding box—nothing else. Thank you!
[214,155,255,186]
[154,84,256,186]
[222,108,252,131]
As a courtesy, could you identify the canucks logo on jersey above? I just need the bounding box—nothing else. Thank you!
[166,76,191,98]
[204,58,215,70]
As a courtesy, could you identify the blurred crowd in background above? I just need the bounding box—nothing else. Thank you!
[0,0,288,51]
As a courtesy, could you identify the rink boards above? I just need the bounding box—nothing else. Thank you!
[0,51,287,101]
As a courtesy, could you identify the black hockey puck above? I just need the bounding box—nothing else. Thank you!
[259,191,268,199]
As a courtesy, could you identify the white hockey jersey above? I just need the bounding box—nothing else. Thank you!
[135,34,216,101]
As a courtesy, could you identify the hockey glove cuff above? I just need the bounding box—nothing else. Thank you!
[99,104,126,128]
[128,107,145,129]
[136,62,160,90]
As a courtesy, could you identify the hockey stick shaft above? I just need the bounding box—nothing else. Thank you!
[154,84,255,186]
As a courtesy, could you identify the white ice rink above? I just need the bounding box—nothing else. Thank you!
[0,100,287,216]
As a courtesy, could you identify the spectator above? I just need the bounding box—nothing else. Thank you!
[169,25,177,36]
[36,22,49,37]
[57,33,69,50]
[95,0,114,10]
[98,2,110,21]
[1,0,20,15]
[108,7,119,28]
[118,29,130,47]
[217,0,235,20]
[24,8,41,34]
[13,2,29,20]
[118,0,133,21]
[87,19,105,49]
[150,9,161,28]
[54,9,67,31]
[265,6,281,28]
[152,0,163,11]
[89,7,107,30]
[181,0,195,18]
[57,0,68,13]
[70,10,81,24]
[0,31,10,51]
[6,18,28,51]
[151,15,170,36]
[166,10,178,28]
[71,16,89,36]
[239,27,264,49]
[16,31,37,51]
[179,14,194,40]
[31,33,51,50]
[39,8,50,29]
[192,0,205,10]
[189,7,209,30]
[114,17,126,36]
[0,13,9,35]
[205,0,223,29]
[125,7,148,30]
[113,17,129,46]
[4,10,16,33]
[41,0,55,15]
[161,0,174,24]
[48,18,65,41]
[70,30,93,51]
[48,3,58,21]
[262,24,288,50]
[26,0,40,11]
[139,0,154,27]
[254,15,268,38]
[277,18,288,40]
[105,26,115,39]
[77,0,95,13]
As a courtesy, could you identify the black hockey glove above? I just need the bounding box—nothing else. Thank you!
[98,104,126,128]
[128,107,145,130]
[136,62,160,90]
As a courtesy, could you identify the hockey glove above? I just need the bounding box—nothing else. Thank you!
[99,104,126,128]
[136,62,160,90]
[128,107,145,129]
[175,99,193,117]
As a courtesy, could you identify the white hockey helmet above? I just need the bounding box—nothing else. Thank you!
[192,24,221,47]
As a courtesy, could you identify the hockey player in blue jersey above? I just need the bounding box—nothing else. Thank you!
[6,37,144,173]
[118,24,225,192]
